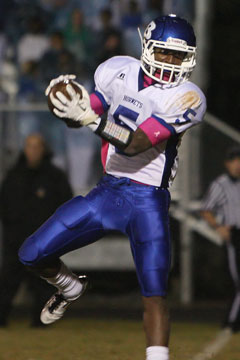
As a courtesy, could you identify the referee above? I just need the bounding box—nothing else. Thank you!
[201,146,240,333]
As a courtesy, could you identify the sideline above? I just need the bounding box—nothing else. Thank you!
[191,328,232,360]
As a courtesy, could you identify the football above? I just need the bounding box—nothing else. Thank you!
[47,80,83,128]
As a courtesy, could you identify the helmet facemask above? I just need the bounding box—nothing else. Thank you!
[139,27,197,87]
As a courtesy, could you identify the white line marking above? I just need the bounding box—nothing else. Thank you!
[191,328,232,360]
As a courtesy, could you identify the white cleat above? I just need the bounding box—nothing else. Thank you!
[40,275,88,325]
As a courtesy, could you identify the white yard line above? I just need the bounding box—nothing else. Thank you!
[191,328,232,360]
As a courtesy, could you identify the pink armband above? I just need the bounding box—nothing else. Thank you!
[139,116,174,146]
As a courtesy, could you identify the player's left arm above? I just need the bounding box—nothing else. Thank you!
[121,88,207,155]
[50,83,206,155]
[49,82,152,154]
[51,89,170,154]
[124,115,176,155]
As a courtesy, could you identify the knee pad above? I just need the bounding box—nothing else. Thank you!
[18,213,67,266]
[18,235,40,266]
[19,196,93,266]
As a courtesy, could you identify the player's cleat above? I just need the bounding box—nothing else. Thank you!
[40,275,88,325]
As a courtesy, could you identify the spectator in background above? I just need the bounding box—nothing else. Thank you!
[201,146,240,333]
[0,50,18,102]
[0,21,11,102]
[39,31,79,87]
[96,29,123,65]
[79,0,110,29]
[47,0,80,31]
[95,7,123,64]
[120,0,143,58]
[0,22,7,69]
[0,133,73,327]
[63,9,95,71]
[3,1,51,45]
[18,60,43,102]
[97,8,119,44]
[121,0,143,29]
[94,7,123,64]
[17,15,49,65]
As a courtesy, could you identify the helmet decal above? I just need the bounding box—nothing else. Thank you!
[144,21,156,40]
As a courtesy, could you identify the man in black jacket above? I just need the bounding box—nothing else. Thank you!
[0,133,73,327]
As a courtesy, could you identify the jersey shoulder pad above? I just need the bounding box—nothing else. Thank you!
[164,81,207,116]
[102,55,139,69]
[94,56,139,87]
[156,81,207,134]
[176,81,207,111]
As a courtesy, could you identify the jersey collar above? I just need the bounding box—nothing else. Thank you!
[138,68,156,91]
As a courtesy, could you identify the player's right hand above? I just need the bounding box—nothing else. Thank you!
[50,83,100,126]
[45,74,76,96]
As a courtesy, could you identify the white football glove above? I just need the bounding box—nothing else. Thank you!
[45,74,76,96]
[50,83,100,126]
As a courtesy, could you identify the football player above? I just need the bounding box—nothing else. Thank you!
[19,14,206,360]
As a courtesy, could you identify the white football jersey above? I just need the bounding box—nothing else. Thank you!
[94,56,206,187]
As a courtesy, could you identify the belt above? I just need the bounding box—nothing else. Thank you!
[129,178,152,186]
[104,173,166,189]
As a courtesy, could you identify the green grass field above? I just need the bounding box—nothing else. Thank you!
[0,318,239,360]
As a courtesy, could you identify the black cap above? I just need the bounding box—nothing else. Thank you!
[224,146,240,161]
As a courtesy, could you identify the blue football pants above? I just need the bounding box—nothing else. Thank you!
[19,175,171,297]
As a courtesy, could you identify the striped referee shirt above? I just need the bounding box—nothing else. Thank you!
[202,174,240,228]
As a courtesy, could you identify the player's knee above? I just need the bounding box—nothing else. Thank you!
[18,196,92,267]
[139,266,169,297]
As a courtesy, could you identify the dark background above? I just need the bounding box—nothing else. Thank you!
[207,0,240,131]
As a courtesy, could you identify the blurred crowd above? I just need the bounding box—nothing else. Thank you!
[0,0,194,191]
[0,0,167,103]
